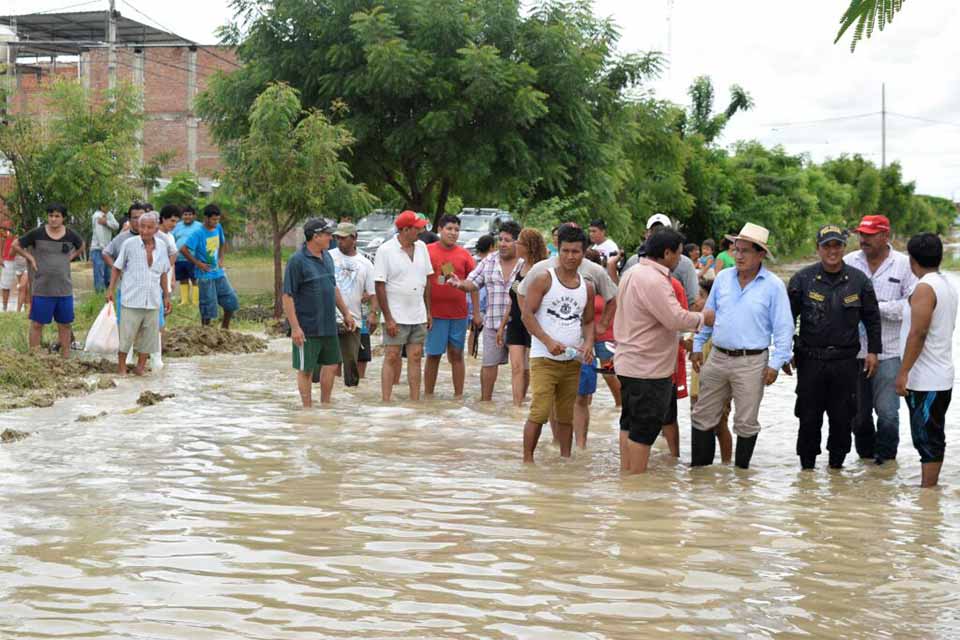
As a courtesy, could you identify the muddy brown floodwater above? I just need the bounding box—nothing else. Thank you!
[2,279,960,639]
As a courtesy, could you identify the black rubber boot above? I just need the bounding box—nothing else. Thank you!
[735,435,758,469]
[828,453,845,469]
[800,456,816,470]
[691,426,716,467]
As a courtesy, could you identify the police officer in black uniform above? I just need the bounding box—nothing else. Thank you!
[787,225,882,470]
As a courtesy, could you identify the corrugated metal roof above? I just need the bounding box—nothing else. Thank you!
[0,10,192,57]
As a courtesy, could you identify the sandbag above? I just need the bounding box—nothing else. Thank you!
[84,303,120,355]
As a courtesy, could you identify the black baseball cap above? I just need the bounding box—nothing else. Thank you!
[817,224,847,246]
[304,218,332,240]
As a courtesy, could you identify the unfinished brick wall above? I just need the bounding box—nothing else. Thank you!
[11,45,237,181]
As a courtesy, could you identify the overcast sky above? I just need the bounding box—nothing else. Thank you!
[13,0,960,200]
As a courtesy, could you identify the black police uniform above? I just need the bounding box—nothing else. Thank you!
[787,263,882,468]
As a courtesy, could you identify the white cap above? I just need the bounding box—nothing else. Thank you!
[645,213,672,229]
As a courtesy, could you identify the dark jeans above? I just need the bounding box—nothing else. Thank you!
[795,357,858,462]
[853,357,902,460]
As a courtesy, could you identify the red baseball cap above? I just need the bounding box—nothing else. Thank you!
[855,215,891,235]
[395,210,427,229]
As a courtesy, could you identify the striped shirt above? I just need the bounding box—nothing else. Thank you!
[115,236,171,310]
[467,253,524,327]
[844,246,917,360]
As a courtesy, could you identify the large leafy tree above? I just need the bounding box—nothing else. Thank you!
[0,78,142,234]
[221,82,372,316]
[198,0,661,227]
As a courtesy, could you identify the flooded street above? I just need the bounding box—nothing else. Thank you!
[3,296,960,638]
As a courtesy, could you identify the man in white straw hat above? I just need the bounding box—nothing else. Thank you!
[690,222,795,469]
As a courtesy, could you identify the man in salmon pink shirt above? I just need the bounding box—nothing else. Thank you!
[614,229,714,474]
[425,214,479,398]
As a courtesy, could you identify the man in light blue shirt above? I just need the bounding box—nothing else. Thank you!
[690,223,794,469]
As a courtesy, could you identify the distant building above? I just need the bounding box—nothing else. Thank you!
[0,9,237,219]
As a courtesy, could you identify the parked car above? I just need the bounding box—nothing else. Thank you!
[456,208,514,253]
[355,211,396,256]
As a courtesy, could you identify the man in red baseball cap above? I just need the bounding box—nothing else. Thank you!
[373,210,434,401]
[844,213,918,465]
[393,210,427,232]
[855,214,891,235]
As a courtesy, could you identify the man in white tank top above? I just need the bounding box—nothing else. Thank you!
[896,233,958,488]
[520,225,595,462]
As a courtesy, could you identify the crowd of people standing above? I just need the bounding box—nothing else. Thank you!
[282,209,956,488]
[3,201,956,488]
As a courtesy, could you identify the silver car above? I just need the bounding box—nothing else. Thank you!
[355,213,396,257]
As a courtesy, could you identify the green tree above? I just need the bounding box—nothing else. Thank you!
[153,171,201,210]
[198,0,661,228]
[821,153,881,226]
[137,151,176,199]
[836,0,906,52]
[680,75,754,143]
[221,82,373,316]
[0,78,142,234]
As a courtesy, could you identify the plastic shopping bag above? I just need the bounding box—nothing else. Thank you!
[84,303,120,355]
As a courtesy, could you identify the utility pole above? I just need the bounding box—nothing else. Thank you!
[666,0,674,80]
[107,0,117,90]
[881,82,886,171]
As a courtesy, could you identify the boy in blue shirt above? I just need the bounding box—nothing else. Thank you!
[180,204,239,328]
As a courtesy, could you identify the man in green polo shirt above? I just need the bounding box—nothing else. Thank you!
[282,219,355,407]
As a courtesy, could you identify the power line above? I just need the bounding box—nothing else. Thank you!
[118,0,242,70]
[117,0,182,40]
[887,112,960,129]
[34,0,103,14]
[763,112,880,128]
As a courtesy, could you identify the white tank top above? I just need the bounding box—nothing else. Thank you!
[530,268,587,360]
[900,272,958,391]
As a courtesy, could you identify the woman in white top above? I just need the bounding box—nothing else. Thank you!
[896,233,958,488]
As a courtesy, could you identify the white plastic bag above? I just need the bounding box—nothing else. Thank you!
[84,303,120,355]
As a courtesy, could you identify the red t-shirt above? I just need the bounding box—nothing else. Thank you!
[1,234,14,261]
[594,294,614,342]
[428,242,476,319]
[671,277,688,399]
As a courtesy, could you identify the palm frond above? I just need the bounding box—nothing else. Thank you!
[835,0,906,52]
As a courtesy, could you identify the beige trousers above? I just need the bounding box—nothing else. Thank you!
[691,349,768,437]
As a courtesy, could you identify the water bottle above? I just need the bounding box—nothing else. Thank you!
[564,347,585,362]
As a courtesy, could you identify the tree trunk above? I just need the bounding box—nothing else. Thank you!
[272,214,284,319]
[434,177,452,228]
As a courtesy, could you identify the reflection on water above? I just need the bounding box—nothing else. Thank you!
[3,286,960,638]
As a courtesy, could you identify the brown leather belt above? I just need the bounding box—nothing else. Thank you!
[714,346,766,357]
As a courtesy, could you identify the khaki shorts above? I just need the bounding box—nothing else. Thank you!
[528,357,581,425]
[382,322,427,347]
[119,306,160,355]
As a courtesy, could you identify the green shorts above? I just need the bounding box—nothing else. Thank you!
[292,336,342,372]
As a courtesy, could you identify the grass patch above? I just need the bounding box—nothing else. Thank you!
[226,246,295,266]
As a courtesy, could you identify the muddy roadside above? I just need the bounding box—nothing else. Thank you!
[0,327,268,413]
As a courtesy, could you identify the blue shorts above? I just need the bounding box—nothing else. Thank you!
[425,317,469,356]
[595,340,615,363]
[578,360,598,396]
[175,261,196,283]
[30,295,74,325]
[198,276,239,321]
[907,389,952,463]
